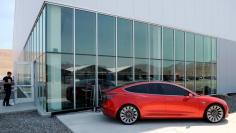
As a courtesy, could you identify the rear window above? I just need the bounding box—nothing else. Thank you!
[125,84,149,93]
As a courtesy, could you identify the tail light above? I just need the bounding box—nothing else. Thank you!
[102,94,114,101]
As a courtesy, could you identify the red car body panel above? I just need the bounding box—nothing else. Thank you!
[102,81,229,120]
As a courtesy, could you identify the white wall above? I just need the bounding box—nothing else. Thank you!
[217,39,236,94]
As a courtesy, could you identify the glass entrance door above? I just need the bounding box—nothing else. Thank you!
[14,62,34,103]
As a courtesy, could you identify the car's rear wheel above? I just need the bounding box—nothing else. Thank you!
[119,105,139,125]
[205,104,224,123]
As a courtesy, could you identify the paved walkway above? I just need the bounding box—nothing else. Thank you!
[57,111,236,133]
[0,100,36,114]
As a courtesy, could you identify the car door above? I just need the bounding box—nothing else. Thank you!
[160,83,201,118]
[143,83,168,118]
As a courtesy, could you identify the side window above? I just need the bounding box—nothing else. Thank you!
[160,84,189,96]
[148,83,163,94]
[125,84,149,93]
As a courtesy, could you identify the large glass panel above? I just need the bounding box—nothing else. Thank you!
[46,5,74,111]
[134,21,148,58]
[186,62,195,91]
[117,57,133,85]
[98,14,116,56]
[135,59,149,81]
[163,28,174,60]
[175,30,185,61]
[212,38,217,63]
[203,63,214,95]
[47,53,74,111]
[195,35,204,62]
[196,62,204,94]
[47,5,73,53]
[98,56,116,88]
[117,18,133,57]
[75,55,96,109]
[163,60,174,81]
[150,25,161,59]
[186,32,195,61]
[75,10,96,55]
[211,63,217,94]
[61,7,73,53]
[204,37,212,62]
[175,61,185,86]
[150,59,162,80]
[33,29,36,60]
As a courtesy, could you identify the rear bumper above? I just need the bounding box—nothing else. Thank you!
[101,101,117,118]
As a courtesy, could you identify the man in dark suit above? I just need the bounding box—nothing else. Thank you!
[2,71,13,106]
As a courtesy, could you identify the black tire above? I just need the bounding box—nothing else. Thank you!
[204,104,225,123]
[119,105,139,125]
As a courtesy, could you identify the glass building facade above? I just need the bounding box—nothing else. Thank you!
[19,4,217,113]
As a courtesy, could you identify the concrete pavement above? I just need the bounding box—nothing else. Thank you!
[57,111,236,133]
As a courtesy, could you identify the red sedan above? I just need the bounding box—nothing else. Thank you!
[101,81,229,124]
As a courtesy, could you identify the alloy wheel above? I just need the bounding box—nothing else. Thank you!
[119,105,139,124]
[206,104,224,123]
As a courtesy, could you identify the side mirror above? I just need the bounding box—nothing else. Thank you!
[186,93,194,98]
[188,93,194,97]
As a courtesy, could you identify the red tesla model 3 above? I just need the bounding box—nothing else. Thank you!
[101,81,229,124]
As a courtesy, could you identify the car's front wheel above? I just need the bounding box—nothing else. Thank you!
[205,104,224,123]
[119,105,139,125]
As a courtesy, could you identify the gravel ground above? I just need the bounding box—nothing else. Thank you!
[0,111,72,133]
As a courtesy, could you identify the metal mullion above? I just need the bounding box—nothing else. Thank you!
[161,26,163,81]
[73,8,76,110]
[95,13,99,110]
[173,30,176,82]
[115,17,118,86]
[194,35,196,92]
[184,32,187,87]
[148,24,151,82]
[132,20,135,81]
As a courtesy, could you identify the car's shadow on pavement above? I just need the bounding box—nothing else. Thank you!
[101,113,228,127]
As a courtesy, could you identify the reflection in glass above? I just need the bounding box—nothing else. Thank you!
[175,61,185,87]
[196,62,204,94]
[61,7,74,53]
[117,57,133,85]
[163,28,174,60]
[46,5,74,53]
[211,63,217,94]
[134,21,149,58]
[186,32,194,61]
[203,63,214,95]
[204,37,212,62]
[195,35,204,62]
[150,60,162,80]
[175,30,185,61]
[75,10,96,55]
[186,62,195,91]
[135,59,149,81]
[117,18,133,57]
[75,55,95,109]
[98,14,116,56]
[98,56,116,87]
[212,38,217,63]
[47,53,74,111]
[150,25,161,59]
[163,60,174,82]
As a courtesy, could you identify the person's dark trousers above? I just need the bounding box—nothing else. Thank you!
[3,88,11,106]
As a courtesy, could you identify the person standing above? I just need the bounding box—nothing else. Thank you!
[3,71,13,106]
